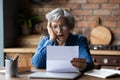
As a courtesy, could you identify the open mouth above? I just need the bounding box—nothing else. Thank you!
[58,35,64,37]
[57,35,64,38]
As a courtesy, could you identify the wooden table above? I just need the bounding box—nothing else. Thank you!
[0,67,120,80]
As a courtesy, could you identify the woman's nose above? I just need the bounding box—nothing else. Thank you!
[57,27,63,33]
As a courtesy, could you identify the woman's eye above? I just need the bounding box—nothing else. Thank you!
[62,26,67,30]
[52,26,57,29]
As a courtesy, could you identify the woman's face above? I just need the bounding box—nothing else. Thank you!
[51,19,71,42]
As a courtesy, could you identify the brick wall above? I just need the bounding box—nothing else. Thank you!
[20,0,120,45]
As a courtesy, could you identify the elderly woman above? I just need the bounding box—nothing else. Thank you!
[32,8,93,72]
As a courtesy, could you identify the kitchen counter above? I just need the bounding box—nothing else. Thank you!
[4,48,120,67]
[4,48,120,55]
[90,50,120,55]
[4,48,36,54]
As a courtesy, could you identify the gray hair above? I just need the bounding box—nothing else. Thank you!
[45,8,75,29]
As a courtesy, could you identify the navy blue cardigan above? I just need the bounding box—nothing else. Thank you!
[32,33,93,72]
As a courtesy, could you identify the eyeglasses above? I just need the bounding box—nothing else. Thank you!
[51,25,68,31]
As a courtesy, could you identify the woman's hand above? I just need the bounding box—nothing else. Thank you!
[47,21,56,41]
[71,58,87,71]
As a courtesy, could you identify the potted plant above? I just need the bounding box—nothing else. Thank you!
[17,8,41,35]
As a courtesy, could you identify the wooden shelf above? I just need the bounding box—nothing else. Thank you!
[4,48,36,54]
[90,50,120,55]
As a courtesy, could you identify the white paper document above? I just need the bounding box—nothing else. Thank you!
[47,46,79,73]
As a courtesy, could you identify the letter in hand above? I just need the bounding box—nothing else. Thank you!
[71,58,87,71]
[47,21,57,41]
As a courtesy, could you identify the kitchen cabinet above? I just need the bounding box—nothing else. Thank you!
[4,48,35,72]
[90,50,120,66]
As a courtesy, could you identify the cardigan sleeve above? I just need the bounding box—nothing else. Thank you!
[78,36,94,72]
[31,37,55,69]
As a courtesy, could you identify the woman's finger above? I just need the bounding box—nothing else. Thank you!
[71,61,87,71]
[72,58,86,63]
